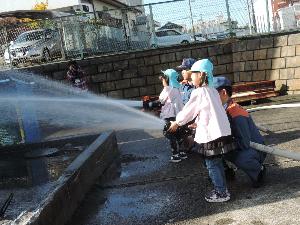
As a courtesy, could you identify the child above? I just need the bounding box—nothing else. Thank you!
[66,60,88,91]
[159,69,185,163]
[213,76,266,188]
[177,58,196,105]
[168,59,235,202]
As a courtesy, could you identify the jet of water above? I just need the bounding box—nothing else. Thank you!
[0,71,164,143]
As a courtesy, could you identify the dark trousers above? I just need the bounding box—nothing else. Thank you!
[163,117,186,155]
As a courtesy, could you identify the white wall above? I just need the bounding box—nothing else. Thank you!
[253,0,273,32]
[48,0,79,9]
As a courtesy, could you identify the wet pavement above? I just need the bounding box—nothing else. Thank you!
[69,95,300,225]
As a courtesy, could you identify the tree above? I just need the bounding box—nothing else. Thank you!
[33,0,48,11]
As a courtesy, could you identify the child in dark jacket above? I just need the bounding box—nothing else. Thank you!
[66,61,88,91]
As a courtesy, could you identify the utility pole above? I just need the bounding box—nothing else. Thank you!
[188,0,196,40]
[250,0,257,33]
[224,0,233,37]
[265,0,271,32]
[246,0,253,34]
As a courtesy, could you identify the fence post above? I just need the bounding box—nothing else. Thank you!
[246,0,253,34]
[3,26,13,69]
[250,0,257,33]
[225,0,233,37]
[266,0,271,33]
[188,0,196,41]
[57,19,66,60]
[149,5,157,47]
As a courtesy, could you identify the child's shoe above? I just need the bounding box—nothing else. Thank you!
[179,152,188,160]
[205,189,230,203]
[170,154,181,163]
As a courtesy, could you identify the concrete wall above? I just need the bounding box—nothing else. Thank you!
[19,31,300,98]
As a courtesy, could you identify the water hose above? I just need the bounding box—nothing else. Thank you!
[250,142,300,161]
[247,102,300,160]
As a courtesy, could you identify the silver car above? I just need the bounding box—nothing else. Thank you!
[4,29,61,65]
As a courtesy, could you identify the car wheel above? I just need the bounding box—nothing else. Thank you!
[151,44,158,48]
[181,40,189,44]
[42,49,51,62]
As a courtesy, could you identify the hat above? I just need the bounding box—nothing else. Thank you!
[190,59,214,87]
[162,69,181,88]
[177,58,197,70]
[213,76,232,89]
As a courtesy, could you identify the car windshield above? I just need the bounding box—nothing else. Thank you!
[15,31,44,43]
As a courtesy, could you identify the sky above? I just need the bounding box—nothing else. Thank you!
[143,0,250,28]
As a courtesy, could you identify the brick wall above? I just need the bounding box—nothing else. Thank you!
[19,31,300,98]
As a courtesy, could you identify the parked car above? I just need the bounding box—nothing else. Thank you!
[150,29,192,47]
[4,29,61,65]
[193,33,207,42]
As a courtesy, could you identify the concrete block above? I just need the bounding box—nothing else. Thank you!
[208,45,223,56]
[43,63,59,72]
[99,81,115,93]
[266,70,280,80]
[217,54,232,64]
[286,56,300,68]
[254,49,267,60]
[214,64,227,75]
[295,67,300,78]
[232,40,247,52]
[252,70,266,81]
[280,68,295,80]
[281,46,296,57]
[191,48,208,59]
[98,63,113,73]
[288,33,300,46]
[226,63,233,73]
[275,79,287,92]
[155,84,163,94]
[91,73,107,82]
[239,71,252,81]
[128,58,145,68]
[244,61,258,71]
[258,59,271,70]
[260,37,273,49]
[124,88,140,98]
[108,90,123,98]
[233,62,245,72]
[115,79,131,89]
[147,76,160,85]
[267,47,281,58]
[274,35,288,47]
[131,77,146,87]
[175,50,192,60]
[144,55,160,66]
[138,66,154,76]
[83,65,98,75]
[271,58,285,69]
[223,43,232,54]
[153,63,169,74]
[113,60,128,70]
[296,45,300,56]
[233,72,240,82]
[287,79,300,90]
[123,68,138,79]
[160,53,176,63]
[107,70,122,81]
[247,39,260,50]
[241,51,253,61]
[139,85,156,96]
[232,52,241,62]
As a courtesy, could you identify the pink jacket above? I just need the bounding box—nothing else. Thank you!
[176,86,231,144]
[159,86,184,119]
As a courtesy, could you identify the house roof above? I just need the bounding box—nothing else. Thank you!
[0,10,70,19]
[158,22,183,30]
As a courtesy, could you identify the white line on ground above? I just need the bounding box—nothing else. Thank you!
[118,137,160,145]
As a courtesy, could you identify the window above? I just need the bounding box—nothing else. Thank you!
[82,5,90,12]
[166,30,180,36]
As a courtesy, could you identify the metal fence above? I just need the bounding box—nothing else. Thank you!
[0,0,299,69]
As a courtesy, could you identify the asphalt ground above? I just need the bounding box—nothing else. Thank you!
[69,95,300,225]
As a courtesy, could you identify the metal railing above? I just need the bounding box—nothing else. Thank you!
[0,0,299,69]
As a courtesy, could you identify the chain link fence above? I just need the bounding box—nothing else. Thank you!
[0,0,299,69]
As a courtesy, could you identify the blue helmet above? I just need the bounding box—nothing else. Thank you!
[191,59,214,87]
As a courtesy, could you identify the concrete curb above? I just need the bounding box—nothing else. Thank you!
[13,131,119,225]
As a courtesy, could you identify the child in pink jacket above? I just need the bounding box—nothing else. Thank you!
[159,69,185,163]
[168,59,235,203]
